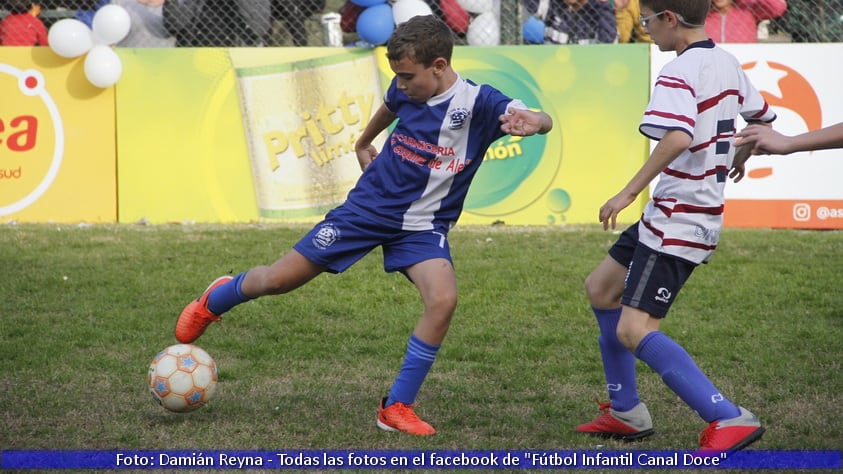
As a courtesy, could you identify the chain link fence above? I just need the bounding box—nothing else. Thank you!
[3,0,843,46]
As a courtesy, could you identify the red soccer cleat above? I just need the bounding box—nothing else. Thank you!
[698,407,765,453]
[576,399,654,440]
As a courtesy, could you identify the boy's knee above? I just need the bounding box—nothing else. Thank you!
[584,273,598,301]
[435,291,458,314]
[585,272,617,307]
[424,290,457,323]
[616,328,639,352]
[615,323,651,352]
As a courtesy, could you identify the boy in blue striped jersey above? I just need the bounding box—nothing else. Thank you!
[175,15,553,436]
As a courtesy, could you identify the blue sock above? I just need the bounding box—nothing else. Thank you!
[386,334,440,407]
[207,272,253,316]
[635,331,741,422]
[594,307,640,411]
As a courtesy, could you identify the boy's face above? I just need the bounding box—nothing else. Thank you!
[389,55,447,103]
[640,6,676,51]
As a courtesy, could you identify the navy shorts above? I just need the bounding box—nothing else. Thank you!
[608,223,697,319]
[293,205,452,274]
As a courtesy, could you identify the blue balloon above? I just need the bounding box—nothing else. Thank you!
[351,0,388,7]
[357,4,395,45]
[522,16,545,44]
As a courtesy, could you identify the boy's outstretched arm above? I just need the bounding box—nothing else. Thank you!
[736,122,843,156]
[355,104,397,170]
[499,108,553,136]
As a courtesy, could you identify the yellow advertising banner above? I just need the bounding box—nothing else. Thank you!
[115,48,256,223]
[0,47,116,223]
[445,45,650,226]
[230,49,383,220]
[115,45,651,226]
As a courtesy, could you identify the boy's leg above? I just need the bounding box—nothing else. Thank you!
[176,206,380,343]
[175,250,325,343]
[576,305,654,440]
[377,244,456,436]
[632,325,763,452]
[585,256,641,412]
[617,247,763,452]
[578,230,653,440]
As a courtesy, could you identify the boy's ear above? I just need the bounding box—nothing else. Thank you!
[432,56,449,74]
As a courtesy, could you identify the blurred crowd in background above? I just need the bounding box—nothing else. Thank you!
[2,0,843,48]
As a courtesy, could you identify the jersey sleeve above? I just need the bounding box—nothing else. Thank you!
[738,70,777,124]
[383,76,400,113]
[476,84,527,143]
[639,65,698,141]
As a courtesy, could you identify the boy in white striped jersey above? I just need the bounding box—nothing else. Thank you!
[175,15,553,436]
[576,0,775,453]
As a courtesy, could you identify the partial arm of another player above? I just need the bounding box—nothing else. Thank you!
[599,129,690,230]
[354,104,397,170]
[736,122,843,156]
[499,108,553,136]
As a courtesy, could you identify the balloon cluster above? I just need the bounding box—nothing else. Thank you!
[457,0,499,46]
[351,0,431,45]
[47,5,130,88]
[349,0,499,47]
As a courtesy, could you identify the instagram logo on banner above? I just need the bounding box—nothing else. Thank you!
[793,203,812,222]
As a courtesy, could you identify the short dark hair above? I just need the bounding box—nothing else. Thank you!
[386,15,454,67]
[640,0,709,26]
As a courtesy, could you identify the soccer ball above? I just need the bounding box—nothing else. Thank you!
[148,344,218,413]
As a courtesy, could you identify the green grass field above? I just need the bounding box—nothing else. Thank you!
[0,224,840,472]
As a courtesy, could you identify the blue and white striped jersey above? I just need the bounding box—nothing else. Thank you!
[344,74,525,231]
[638,39,776,263]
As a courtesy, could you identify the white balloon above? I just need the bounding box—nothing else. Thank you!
[466,11,499,45]
[84,45,123,88]
[392,0,433,25]
[92,4,131,45]
[457,0,493,14]
[48,19,93,58]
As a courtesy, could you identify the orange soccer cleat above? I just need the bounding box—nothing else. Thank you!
[174,276,232,343]
[377,397,436,436]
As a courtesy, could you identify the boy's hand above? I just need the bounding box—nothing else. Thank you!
[599,191,636,231]
[735,124,787,155]
[355,144,378,171]
[499,108,550,136]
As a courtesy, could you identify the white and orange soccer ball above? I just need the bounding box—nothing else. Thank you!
[148,344,218,413]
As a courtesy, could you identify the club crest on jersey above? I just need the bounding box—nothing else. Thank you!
[448,108,470,130]
[312,223,340,250]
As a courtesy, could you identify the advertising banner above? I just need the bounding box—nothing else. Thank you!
[115,48,257,223]
[230,49,383,220]
[116,47,383,224]
[116,45,649,226]
[445,44,650,226]
[0,48,116,223]
[650,43,843,229]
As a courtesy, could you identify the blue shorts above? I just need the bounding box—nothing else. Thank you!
[293,205,452,274]
[608,223,697,319]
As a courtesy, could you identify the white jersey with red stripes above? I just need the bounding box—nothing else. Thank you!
[638,39,776,264]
